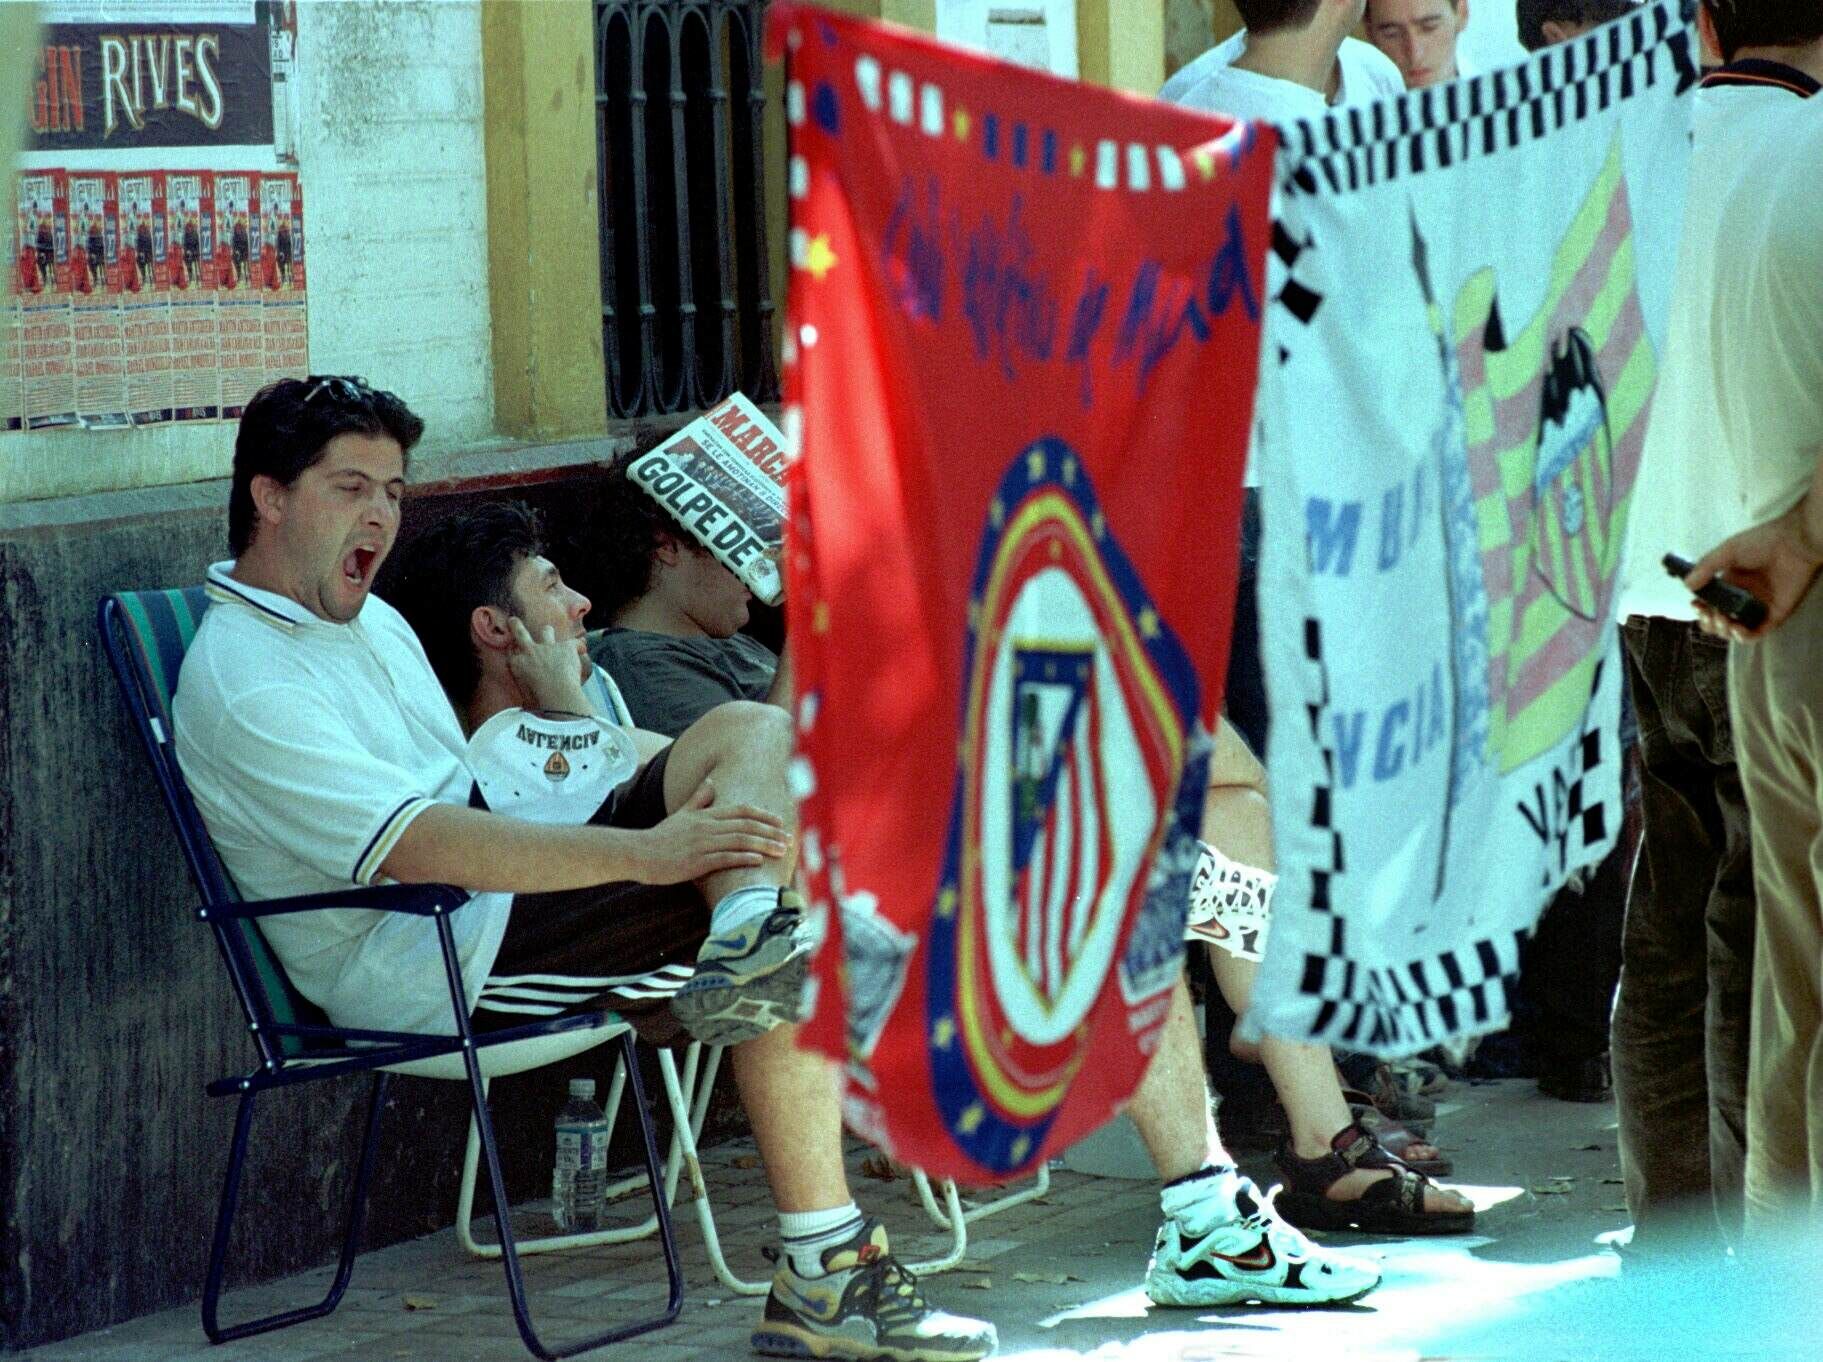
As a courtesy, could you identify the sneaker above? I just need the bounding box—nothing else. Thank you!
[1145,1175,1382,1308]
[672,889,812,1046]
[751,1218,997,1362]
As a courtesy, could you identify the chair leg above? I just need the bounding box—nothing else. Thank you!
[905,1163,1052,1276]
[457,1067,668,1259]
[654,1046,770,1297]
[202,1073,390,1344]
[466,1031,684,1359]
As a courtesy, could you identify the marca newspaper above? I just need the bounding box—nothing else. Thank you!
[626,392,788,605]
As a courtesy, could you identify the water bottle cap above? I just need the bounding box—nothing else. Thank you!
[568,1078,596,1099]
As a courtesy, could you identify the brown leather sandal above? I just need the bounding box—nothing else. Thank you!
[1272,1122,1475,1236]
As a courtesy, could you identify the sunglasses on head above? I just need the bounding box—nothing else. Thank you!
[301,374,373,407]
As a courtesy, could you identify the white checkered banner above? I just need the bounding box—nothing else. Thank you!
[1249,0,1697,1054]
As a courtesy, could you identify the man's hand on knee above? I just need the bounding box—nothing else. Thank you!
[633,778,792,884]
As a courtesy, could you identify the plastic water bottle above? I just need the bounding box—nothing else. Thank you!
[552,1078,609,1231]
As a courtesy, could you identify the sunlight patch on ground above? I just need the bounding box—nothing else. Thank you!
[1445,1181,1528,1212]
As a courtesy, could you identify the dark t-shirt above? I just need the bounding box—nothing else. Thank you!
[589,627,778,738]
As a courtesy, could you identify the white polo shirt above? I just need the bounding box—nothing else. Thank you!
[173,562,511,1035]
[1161,32,1406,120]
[1622,79,1821,617]
[1713,97,1823,528]
[1163,32,1405,491]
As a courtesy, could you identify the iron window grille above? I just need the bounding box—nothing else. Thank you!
[595,0,780,418]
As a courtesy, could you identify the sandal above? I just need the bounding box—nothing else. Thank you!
[1365,1062,1438,1123]
[1272,1122,1475,1236]
[1386,1056,1451,1098]
[1351,1106,1453,1178]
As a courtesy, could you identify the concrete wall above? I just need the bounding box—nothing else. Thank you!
[0,441,743,1353]
[1,0,497,506]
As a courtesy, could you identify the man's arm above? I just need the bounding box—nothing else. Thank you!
[763,638,793,711]
[1687,447,1823,640]
[379,783,788,892]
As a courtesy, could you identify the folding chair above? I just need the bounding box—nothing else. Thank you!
[99,588,684,1361]
[454,1036,775,1296]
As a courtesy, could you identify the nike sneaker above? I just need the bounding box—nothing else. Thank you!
[673,888,812,1046]
[1145,1174,1381,1308]
[751,1217,998,1361]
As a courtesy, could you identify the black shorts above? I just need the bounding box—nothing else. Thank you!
[473,746,708,1043]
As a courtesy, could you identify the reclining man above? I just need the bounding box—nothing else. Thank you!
[172,375,996,1362]
[396,486,1454,1309]
[584,462,1475,1238]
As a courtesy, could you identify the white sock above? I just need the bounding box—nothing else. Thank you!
[1160,1163,1243,1233]
[710,883,778,935]
[778,1202,865,1277]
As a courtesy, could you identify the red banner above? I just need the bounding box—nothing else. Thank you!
[773,4,1273,1184]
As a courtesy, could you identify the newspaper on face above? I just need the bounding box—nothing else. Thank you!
[626,391,788,606]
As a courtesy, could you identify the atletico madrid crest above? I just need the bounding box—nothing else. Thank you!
[926,439,1202,1174]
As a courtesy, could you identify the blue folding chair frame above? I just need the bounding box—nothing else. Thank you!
[99,589,683,1359]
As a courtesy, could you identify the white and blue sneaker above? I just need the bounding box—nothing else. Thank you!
[672,888,812,1046]
[1145,1173,1381,1308]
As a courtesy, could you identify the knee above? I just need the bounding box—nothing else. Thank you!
[697,699,793,763]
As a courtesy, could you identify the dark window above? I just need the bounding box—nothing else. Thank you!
[595,1,779,417]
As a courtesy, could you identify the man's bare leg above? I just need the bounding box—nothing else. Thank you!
[661,700,809,1045]
[1125,976,1227,1182]
[661,699,800,897]
[730,1022,852,1211]
[1200,726,1468,1213]
[1206,948,1469,1212]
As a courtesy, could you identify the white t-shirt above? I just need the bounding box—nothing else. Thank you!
[1161,31,1406,122]
[1163,32,1405,489]
[1622,83,1821,618]
[1713,97,1823,529]
[583,662,636,727]
[174,563,511,1035]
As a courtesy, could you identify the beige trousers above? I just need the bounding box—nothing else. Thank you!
[1731,578,1823,1238]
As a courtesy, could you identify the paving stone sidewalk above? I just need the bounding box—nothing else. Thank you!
[19,1080,1814,1362]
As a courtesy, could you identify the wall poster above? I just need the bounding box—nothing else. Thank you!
[7,1,305,433]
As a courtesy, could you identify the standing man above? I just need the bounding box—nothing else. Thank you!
[1364,0,1472,87]
[1161,0,1406,117]
[1686,82,1823,1238]
[1160,0,1404,1144]
[1615,0,1821,1258]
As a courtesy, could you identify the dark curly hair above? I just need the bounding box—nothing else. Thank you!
[385,500,546,707]
[1515,0,1639,48]
[592,452,701,618]
[229,375,424,555]
[1701,0,1823,60]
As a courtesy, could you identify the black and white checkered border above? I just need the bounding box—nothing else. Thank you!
[1278,0,1697,202]
[1565,658,1610,854]
[1301,930,1528,1052]
[1292,656,1616,1051]
[1298,617,1346,936]
[1290,616,1523,1053]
